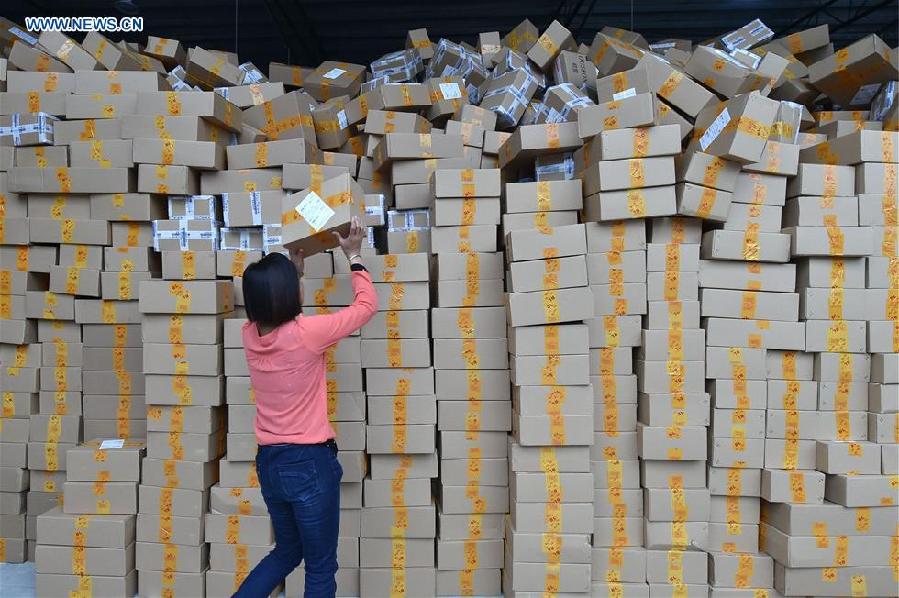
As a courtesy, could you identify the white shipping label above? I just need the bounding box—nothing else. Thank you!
[612,87,637,101]
[250,192,262,226]
[9,27,38,46]
[700,108,731,151]
[337,109,348,130]
[99,439,125,449]
[322,68,346,80]
[439,82,463,100]
[295,191,335,232]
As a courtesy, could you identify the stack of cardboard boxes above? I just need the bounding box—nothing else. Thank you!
[431,168,508,596]
[0,95,44,571]
[504,212,595,595]
[203,315,268,597]
[0,135,42,561]
[137,270,231,596]
[358,208,437,594]
[586,219,647,597]
[0,343,32,565]
[36,439,144,596]
[640,217,710,596]
[694,89,799,598]
[862,126,899,501]
[34,439,144,596]
[285,250,366,598]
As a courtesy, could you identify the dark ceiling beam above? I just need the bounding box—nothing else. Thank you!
[280,0,326,63]
[261,0,320,64]
[875,17,899,34]
[572,0,600,39]
[563,0,589,28]
[830,0,894,32]
[744,0,840,35]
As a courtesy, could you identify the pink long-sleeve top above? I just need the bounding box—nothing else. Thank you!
[242,270,377,445]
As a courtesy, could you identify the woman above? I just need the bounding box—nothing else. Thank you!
[234,217,377,598]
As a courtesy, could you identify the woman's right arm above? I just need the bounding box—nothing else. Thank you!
[299,216,378,353]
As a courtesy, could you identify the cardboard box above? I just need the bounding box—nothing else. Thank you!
[35,544,134,576]
[578,93,656,140]
[676,151,742,193]
[775,563,896,597]
[65,439,145,482]
[136,90,240,133]
[506,286,593,327]
[595,68,651,104]
[226,139,316,171]
[506,224,586,262]
[640,58,716,119]
[62,480,137,514]
[498,122,582,168]
[509,255,587,293]
[138,280,233,314]
[643,520,708,551]
[280,173,365,256]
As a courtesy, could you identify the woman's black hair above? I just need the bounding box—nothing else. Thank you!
[242,253,302,327]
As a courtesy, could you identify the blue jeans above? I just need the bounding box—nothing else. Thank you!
[233,441,342,598]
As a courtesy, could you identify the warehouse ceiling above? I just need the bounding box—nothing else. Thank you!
[5,0,898,70]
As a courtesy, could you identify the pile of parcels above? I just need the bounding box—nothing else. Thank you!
[0,12,897,598]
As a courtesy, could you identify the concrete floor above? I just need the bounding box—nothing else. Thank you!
[0,562,36,597]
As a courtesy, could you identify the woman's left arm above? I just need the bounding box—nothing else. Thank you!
[299,269,378,353]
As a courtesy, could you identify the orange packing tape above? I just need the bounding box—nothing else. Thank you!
[542,290,560,323]
[126,222,140,247]
[50,196,67,220]
[633,128,649,158]
[171,374,192,405]
[59,218,75,243]
[388,283,405,311]
[387,338,403,367]
[537,32,559,55]
[827,320,849,352]
[629,159,645,188]
[543,258,560,290]
[28,91,41,113]
[882,131,896,163]
[668,549,684,585]
[461,339,481,370]
[695,186,718,219]
[604,315,620,347]
[231,250,248,277]
[742,223,760,261]
[546,123,560,149]
[460,197,477,226]
[169,282,192,314]
[541,355,560,385]
[63,266,80,295]
[664,270,680,302]
[789,472,806,503]
[658,70,684,100]
[181,251,196,280]
[611,71,629,93]
[626,190,646,217]
[823,165,839,198]
[536,181,552,212]
[33,146,47,168]
[823,215,844,255]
